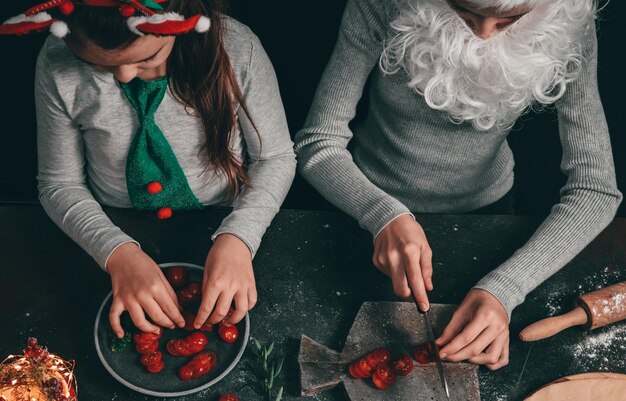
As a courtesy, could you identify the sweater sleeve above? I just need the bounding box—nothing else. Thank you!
[35,43,138,270]
[474,23,623,319]
[294,0,413,237]
[211,34,296,257]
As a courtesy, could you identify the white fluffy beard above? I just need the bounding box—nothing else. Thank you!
[380,0,596,131]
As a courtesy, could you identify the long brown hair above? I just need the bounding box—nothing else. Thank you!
[55,0,254,202]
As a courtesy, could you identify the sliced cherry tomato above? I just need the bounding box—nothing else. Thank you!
[166,339,179,356]
[191,364,209,379]
[366,348,392,366]
[353,358,375,378]
[372,372,391,390]
[218,324,239,344]
[146,360,165,373]
[174,339,194,356]
[413,342,434,365]
[349,363,365,379]
[374,364,397,385]
[135,340,159,354]
[391,353,414,376]
[133,330,162,345]
[166,266,189,289]
[202,350,218,368]
[219,393,240,401]
[187,332,208,347]
[178,365,194,381]
[140,351,162,367]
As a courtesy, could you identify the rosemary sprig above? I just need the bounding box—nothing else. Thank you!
[110,330,132,352]
[246,338,284,401]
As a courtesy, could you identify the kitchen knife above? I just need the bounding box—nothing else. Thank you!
[420,305,450,399]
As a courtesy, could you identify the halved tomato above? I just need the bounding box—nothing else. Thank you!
[135,340,158,354]
[366,348,392,366]
[146,360,165,373]
[413,342,434,365]
[140,351,162,367]
[374,364,397,385]
[391,353,414,376]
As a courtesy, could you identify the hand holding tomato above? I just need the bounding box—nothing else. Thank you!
[436,289,510,370]
[106,243,185,337]
[374,215,433,312]
[194,234,257,329]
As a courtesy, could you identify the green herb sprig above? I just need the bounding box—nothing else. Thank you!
[246,338,284,401]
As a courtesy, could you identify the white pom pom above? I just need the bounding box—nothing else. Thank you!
[195,16,211,33]
[50,20,69,38]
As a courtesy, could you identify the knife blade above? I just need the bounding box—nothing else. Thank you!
[420,306,450,399]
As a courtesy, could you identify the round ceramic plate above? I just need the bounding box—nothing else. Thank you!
[94,262,250,397]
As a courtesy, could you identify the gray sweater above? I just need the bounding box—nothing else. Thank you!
[294,0,622,317]
[36,18,296,269]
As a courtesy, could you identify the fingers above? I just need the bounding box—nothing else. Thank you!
[109,299,125,338]
[436,308,468,348]
[445,326,499,362]
[160,274,183,312]
[248,287,258,311]
[420,245,434,291]
[140,297,176,330]
[208,292,235,325]
[467,332,508,366]
[127,303,160,334]
[486,336,510,370]
[228,291,248,325]
[404,251,429,312]
[153,291,185,329]
[438,318,485,358]
[194,286,220,329]
[390,261,412,299]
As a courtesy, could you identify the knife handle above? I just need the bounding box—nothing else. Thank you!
[519,307,588,342]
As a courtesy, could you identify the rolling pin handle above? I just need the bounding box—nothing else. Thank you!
[519,306,588,342]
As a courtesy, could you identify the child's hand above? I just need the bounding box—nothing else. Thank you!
[436,289,510,370]
[107,243,185,338]
[374,215,433,312]
[193,234,257,328]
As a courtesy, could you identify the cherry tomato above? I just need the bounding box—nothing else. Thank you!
[413,342,434,365]
[178,365,194,381]
[174,339,194,356]
[374,364,397,385]
[177,288,195,308]
[202,350,218,368]
[366,348,392,366]
[185,282,202,298]
[140,351,162,367]
[135,340,159,354]
[391,353,414,376]
[219,393,240,401]
[182,310,197,331]
[218,324,239,344]
[372,372,391,390]
[146,360,165,373]
[166,266,188,289]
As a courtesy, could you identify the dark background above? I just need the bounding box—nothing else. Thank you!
[0,0,624,217]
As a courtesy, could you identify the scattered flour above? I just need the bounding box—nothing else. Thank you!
[569,324,626,371]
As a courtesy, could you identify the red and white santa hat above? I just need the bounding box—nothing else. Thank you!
[0,0,211,38]
[464,0,543,12]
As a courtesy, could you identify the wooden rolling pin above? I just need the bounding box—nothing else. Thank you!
[520,281,626,342]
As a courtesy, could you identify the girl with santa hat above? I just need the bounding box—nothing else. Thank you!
[295,0,621,369]
[1,0,296,339]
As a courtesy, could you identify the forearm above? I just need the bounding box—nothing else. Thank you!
[38,182,138,270]
[296,140,412,236]
[212,154,296,257]
[475,187,621,318]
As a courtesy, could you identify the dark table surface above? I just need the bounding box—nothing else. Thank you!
[1,205,625,401]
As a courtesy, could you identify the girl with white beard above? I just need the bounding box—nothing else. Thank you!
[295,0,622,369]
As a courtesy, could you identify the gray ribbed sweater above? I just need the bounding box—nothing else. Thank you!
[35,18,296,269]
[294,0,622,317]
